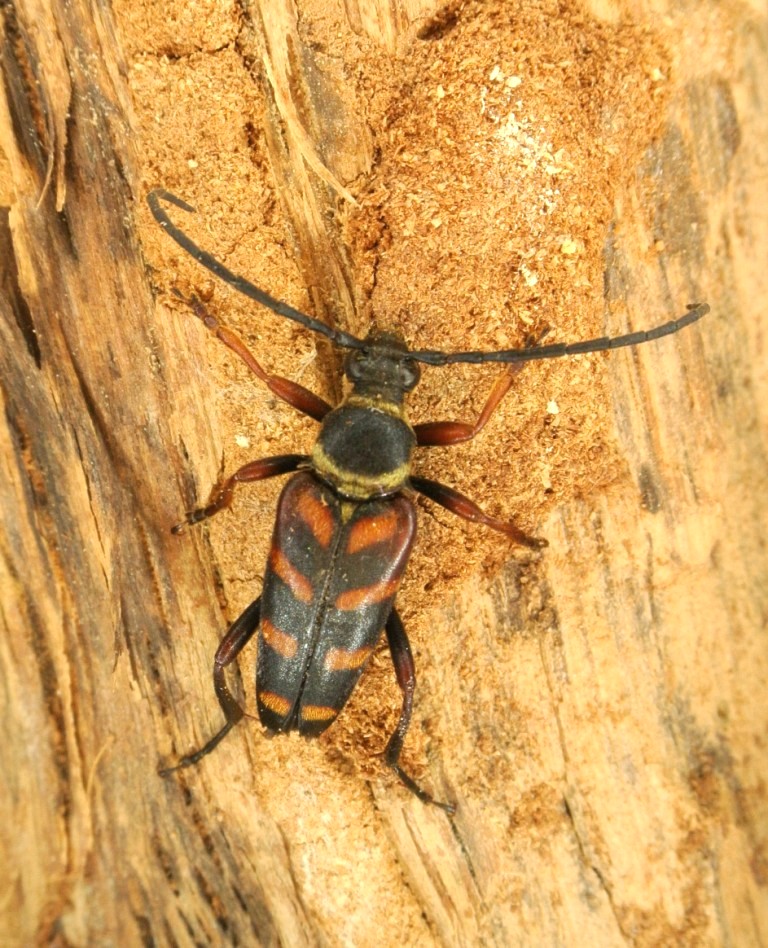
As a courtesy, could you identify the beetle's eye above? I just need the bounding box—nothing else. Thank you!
[399,359,420,390]
[346,349,369,380]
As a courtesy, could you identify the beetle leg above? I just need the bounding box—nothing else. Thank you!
[413,366,522,446]
[159,598,262,774]
[173,453,308,532]
[410,475,547,549]
[384,609,456,814]
[172,289,333,421]
[414,331,548,447]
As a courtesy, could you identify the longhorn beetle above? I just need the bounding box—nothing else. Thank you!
[149,188,708,812]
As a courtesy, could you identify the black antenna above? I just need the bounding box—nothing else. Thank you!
[148,190,367,351]
[148,189,708,364]
[408,303,710,365]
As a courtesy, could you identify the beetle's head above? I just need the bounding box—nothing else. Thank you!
[344,331,421,404]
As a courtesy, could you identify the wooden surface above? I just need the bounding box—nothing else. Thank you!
[1,0,766,945]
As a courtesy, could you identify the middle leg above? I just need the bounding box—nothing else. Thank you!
[173,453,307,532]
[410,476,546,549]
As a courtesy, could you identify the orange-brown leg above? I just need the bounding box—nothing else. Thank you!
[173,289,332,422]
[173,454,307,532]
[410,476,546,549]
[414,331,547,447]
[413,366,522,446]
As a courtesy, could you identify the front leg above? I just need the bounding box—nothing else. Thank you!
[172,289,333,422]
[414,331,548,447]
[414,366,522,446]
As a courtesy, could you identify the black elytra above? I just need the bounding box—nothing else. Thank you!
[148,189,708,813]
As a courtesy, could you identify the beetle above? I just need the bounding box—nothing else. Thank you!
[148,188,708,812]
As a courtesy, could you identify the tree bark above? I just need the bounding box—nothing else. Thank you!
[1,0,766,945]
